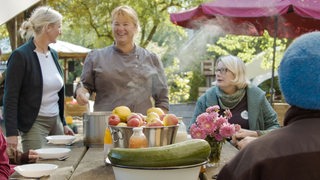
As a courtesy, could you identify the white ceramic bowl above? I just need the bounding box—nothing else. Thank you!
[14,163,58,178]
[106,158,206,180]
[46,135,76,145]
[35,148,71,159]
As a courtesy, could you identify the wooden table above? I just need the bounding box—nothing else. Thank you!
[10,134,87,180]
[69,148,115,180]
[206,142,239,179]
[11,135,238,180]
[69,141,238,180]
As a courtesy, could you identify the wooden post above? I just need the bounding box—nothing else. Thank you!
[201,60,215,87]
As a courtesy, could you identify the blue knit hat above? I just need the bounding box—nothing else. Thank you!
[278,32,320,110]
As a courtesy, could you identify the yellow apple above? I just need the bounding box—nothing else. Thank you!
[147,107,165,117]
[146,118,164,127]
[116,122,128,127]
[146,112,160,123]
[112,106,131,122]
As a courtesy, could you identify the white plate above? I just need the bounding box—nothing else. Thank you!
[35,148,71,159]
[46,135,76,145]
[14,163,58,178]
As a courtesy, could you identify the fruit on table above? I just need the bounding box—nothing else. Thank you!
[66,116,73,125]
[127,117,141,127]
[108,139,211,167]
[116,122,128,127]
[108,114,121,126]
[147,107,165,117]
[112,106,131,122]
[145,112,160,124]
[126,113,144,127]
[136,113,146,121]
[146,118,163,127]
[162,114,179,126]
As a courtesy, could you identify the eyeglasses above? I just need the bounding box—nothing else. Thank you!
[215,68,229,74]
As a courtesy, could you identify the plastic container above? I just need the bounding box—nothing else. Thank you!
[129,127,148,148]
[104,127,113,160]
[175,117,188,143]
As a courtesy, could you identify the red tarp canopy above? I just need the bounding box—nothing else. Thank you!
[170,0,320,39]
[170,0,320,104]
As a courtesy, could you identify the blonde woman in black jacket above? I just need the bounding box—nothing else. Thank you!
[4,6,74,153]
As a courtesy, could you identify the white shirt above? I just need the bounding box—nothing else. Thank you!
[35,51,63,117]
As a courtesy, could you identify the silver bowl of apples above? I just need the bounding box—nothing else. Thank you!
[108,110,180,148]
[109,125,178,148]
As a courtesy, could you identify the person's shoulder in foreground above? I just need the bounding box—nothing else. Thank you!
[0,128,12,179]
[217,31,320,180]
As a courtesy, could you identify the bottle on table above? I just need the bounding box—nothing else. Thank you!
[175,117,188,143]
[129,127,148,148]
[104,127,113,161]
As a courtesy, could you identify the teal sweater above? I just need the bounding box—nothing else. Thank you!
[190,85,280,135]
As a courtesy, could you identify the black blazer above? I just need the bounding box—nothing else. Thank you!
[3,38,66,136]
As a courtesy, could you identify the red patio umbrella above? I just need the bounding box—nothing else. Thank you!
[170,0,320,103]
[170,0,320,38]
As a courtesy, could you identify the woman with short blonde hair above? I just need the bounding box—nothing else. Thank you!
[216,55,249,89]
[190,55,279,150]
[75,5,169,116]
[111,5,141,34]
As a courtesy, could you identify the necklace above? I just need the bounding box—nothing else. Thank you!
[34,40,48,58]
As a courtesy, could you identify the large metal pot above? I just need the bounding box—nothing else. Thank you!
[109,125,179,148]
[83,111,111,147]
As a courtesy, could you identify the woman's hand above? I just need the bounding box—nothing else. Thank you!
[231,128,259,149]
[64,125,75,136]
[236,136,257,150]
[76,87,90,105]
[27,150,39,163]
[232,128,258,140]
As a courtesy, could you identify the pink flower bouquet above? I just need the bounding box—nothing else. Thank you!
[190,105,240,141]
[190,105,240,163]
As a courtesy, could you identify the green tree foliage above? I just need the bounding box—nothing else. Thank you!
[1,0,290,103]
[49,0,204,48]
[206,31,288,95]
[165,58,193,103]
[207,32,287,66]
[47,0,205,103]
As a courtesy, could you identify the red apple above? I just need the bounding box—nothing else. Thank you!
[162,114,179,126]
[136,113,146,121]
[127,113,142,121]
[146,118,164,127]
[127,117,141,127]
[108,114,121,126]
[159,114,166,121]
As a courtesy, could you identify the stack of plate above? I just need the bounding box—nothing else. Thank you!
[35,148,71,159]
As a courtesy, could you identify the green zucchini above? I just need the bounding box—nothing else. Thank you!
[108,139,211,167]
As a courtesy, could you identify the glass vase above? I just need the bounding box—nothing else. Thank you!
[205,136,223,167]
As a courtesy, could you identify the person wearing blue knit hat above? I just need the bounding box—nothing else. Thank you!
[217,31,320,180]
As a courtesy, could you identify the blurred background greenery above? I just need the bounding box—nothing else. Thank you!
[0,0,289,103]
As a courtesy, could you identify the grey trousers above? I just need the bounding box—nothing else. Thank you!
[20,115,64,152]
